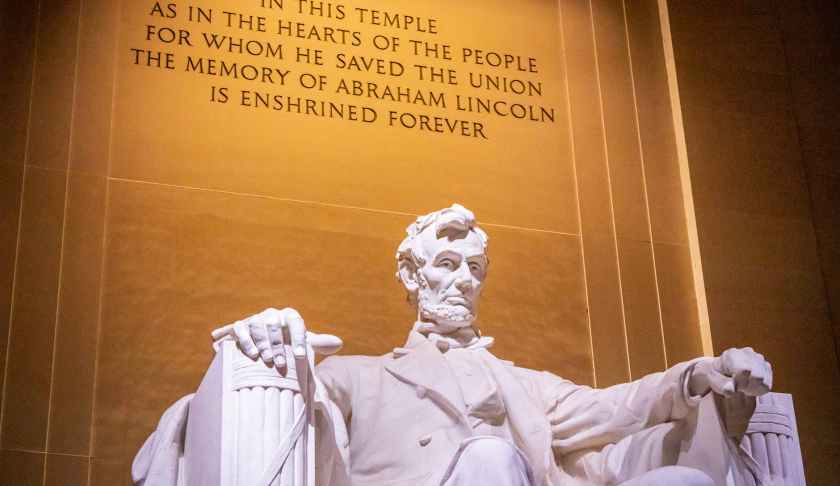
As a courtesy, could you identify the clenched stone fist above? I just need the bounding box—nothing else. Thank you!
[689,347,773,398]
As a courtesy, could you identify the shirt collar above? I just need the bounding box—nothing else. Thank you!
[393,330,495,357]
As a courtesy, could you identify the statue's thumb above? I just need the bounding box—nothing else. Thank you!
[308,333,343,356]
[708,370,736,396]
[211,324,234,341]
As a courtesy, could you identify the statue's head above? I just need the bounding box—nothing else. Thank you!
[396,204,489,332]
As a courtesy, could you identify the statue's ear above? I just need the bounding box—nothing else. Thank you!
[397,259,421,303]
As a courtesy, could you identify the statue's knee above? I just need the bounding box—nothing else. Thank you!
[655,466,713,486]
[458,437,521,468]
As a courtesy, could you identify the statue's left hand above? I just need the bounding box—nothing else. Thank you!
[689,347,773,398]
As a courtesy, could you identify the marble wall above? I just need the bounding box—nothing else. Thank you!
[0,0,700,484]
[667,0,840,484]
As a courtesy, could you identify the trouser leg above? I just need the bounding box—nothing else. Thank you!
[619,466,714,486]
[440,436,534,486]
[563,421,687,484]
[565,395,752,485]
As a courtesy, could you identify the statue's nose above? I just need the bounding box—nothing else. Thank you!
[454,266,474,292]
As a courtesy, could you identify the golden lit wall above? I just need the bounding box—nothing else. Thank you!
[0,0,700,483]
[667,2,840,484]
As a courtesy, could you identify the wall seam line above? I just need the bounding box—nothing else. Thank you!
[41,170,69,486]
[42,1,85,473]
[0,0,43,451]
[88,2,123,480]
[588,0,632,380]
[104,176,579,237]
[2,447,91,458]
[621,0,669,368]
[557,0,597,387]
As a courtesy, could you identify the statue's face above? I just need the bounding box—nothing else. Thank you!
[414,226,488,331]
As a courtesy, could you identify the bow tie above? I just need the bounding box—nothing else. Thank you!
[427,333,495,353]
[393,325,495,357]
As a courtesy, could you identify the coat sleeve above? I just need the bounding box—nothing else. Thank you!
[312,356,356,486]
[315,356,354,423]
[542,358,707,456]
[131,394,194,486]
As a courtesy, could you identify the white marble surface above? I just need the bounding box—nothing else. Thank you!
[134,204,799,486]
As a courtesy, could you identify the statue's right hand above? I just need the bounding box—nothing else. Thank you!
[211,307,308,372]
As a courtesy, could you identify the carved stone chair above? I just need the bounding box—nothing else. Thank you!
[184,340,315,486]
[723,393,806,486]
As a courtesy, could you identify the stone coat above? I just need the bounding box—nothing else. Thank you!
[132,332,711,486]
[312,332,703,486]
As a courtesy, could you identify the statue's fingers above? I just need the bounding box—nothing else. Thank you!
[268,322,287,372]
[748,359,765,379]
[268,321,283,347]
[414,322,437,334]
[716,348,737,375]
[254,324,274,364]
[233,321,259,359]
[748,361,771,395]
[260,307,283,325]
[283,309,307,358]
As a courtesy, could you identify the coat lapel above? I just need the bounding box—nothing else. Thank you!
[385,333,553,483]
[478,349,553,485]
[384,332,470,429]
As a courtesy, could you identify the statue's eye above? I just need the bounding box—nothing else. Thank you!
[439,259,456,270]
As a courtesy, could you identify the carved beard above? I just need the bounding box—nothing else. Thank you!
[415,278,477,332]
[414,271,478,334]
[418,299,475,329]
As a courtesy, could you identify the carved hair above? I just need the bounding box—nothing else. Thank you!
[395,204,489,303]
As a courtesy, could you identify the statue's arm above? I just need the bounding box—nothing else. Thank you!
[543,347,772,455]
[312,355,355,483]
[542,359,702,454]
[314,355,354,425]
[131,394,194,486]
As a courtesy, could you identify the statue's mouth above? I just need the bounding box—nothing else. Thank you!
[444,296,471,308]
